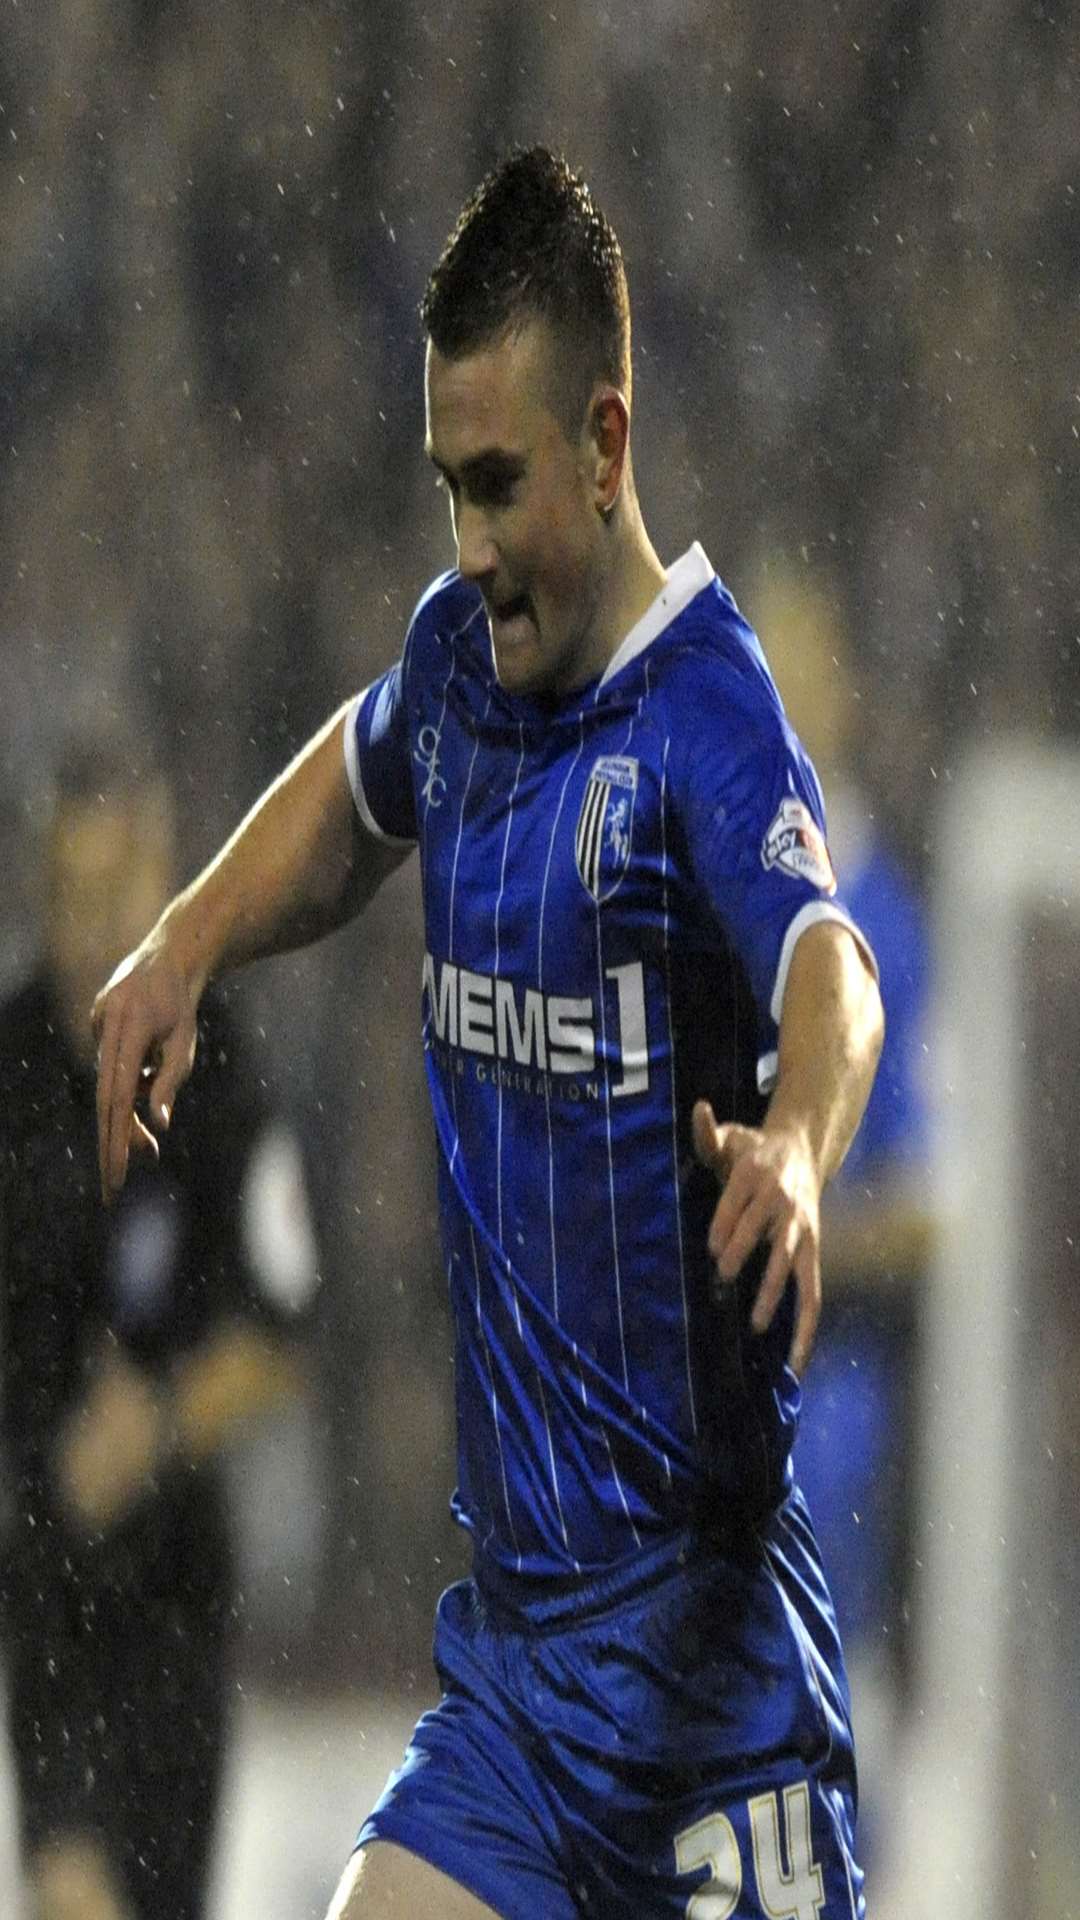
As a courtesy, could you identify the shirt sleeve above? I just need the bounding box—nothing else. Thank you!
[671,661,876,1092]
[345,660,418,846]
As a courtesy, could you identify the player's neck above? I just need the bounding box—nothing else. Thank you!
[593,500,668,669]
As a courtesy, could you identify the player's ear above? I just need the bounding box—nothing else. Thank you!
[587,386,630,518]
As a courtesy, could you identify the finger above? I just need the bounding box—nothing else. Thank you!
[694,1104,758,1180]
[751,1214,801,1335]
[106,1016,143,1202]
[710,1123,758,1178]
[786,1237,821,1378]
[712,1182,776,1280]
[146,1022,194,1134]
[101,1009,151,1203]
[707,1152,762,1261]
[95,1003,124,1204]
[692,1099,720,1167]
[90,981,111,1047]
[129,1111,161,1164]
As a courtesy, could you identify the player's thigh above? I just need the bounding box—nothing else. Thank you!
[326,1841,503,1919]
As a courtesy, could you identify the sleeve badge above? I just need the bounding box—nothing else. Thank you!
[760,797,837,893]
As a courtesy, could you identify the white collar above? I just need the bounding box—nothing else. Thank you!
[598,542,714,688]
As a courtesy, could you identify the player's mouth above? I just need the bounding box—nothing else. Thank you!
[489,591,536,646]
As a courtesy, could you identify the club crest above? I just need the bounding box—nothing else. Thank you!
[575,755,638,902]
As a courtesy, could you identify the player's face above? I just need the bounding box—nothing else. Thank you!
[425,323,608,698]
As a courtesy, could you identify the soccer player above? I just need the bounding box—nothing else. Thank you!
[94,149,884,1919]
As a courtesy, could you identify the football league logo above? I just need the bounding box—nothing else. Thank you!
[575,755,638,902]
[760,796,837,893]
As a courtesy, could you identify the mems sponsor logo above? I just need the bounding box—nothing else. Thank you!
[422,953,649,1098]
[423,952,594,1073]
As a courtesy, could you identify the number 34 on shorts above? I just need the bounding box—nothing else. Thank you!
[675,1781,831,1919]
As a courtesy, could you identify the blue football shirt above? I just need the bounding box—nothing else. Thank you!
[347,544,873,1593]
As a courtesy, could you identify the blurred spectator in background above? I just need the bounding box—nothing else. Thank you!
[0,726,319,1920]
[749,547,934,1880]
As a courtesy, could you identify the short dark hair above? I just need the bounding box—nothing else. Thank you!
[421,147,631,429]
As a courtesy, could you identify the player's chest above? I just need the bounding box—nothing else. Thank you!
[414,711,672,970]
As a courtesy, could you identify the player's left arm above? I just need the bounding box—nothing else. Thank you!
[693,919,884,1376]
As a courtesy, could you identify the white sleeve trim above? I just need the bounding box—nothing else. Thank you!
[769,900,879,1027]
[343,688,417,849]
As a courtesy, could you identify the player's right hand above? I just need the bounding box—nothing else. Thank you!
[92,932,199,1204]
[692,1097,823,1377]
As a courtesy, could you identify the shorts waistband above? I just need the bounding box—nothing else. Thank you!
[473,1528,725,1632]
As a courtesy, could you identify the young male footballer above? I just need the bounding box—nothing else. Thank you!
[95,148,883,1919]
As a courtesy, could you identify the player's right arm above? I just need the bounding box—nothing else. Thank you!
[94,702,409,1203]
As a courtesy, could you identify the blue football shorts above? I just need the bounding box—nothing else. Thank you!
[358,1490,864,1918]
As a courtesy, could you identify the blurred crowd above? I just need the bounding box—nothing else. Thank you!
[0,0,1076,1695]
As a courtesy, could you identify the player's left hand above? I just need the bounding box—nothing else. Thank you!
[692,1098,822,1377]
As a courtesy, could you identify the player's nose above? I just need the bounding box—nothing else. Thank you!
[455,504,498,585]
